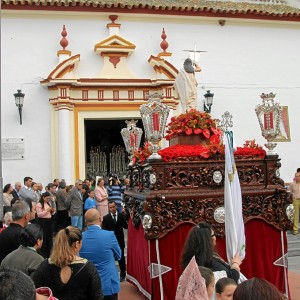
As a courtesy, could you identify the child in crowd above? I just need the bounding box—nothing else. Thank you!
[84,190,96,212]
[216,277,237,300]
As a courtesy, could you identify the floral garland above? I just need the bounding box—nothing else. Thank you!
[132,139,266,164]
[165,109,222,141]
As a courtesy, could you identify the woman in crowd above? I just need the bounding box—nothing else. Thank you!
[94,177,109,217]
[36,192,54,258]
[3,183,14,208]
[32,226,103,300]
[233,277,286,300]
[1,223,44,277]
[181,222,241,283]
[216,277,237,300]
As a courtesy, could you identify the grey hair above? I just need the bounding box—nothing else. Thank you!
[75,179,82,184]
[3,212,12,225]
[12,200,30,221]
[183,58,195,73]
[0,268,36,300]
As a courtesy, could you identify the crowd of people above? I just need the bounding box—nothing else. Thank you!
[0,176,291,300]
[0,175,129,300]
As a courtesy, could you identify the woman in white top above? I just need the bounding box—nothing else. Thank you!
[94,177,108,218]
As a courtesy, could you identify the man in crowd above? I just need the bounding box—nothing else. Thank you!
[19,177,37,202]
[102,201,128,282]
[53,178,60,190]
[0,268,36,300]
[84,178,92,189]
[36,183,43,202]
[107,175,124,214]
[0,200,31,263]
[12,181,22,199]
[80,209,121,300]
[66,179,83,230]
[290,172,300,235]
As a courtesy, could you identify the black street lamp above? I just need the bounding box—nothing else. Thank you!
[13,89,25,125]
[203,90,214,113]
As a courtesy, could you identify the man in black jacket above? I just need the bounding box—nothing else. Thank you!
[102,201,128,282]
[0,200,31,263]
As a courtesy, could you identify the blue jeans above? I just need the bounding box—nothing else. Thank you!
[71,215,83,230]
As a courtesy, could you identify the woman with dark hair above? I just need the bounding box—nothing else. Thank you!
[233,277,285,300]
[181,222,241,283]
[36,192,54,258]
[1,223,44,277]
[3,183,14,207]
[32,226,103,300]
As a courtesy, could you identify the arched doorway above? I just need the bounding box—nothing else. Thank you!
[85,119,144,181]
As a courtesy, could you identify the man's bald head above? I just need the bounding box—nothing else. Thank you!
[85,209,101,226]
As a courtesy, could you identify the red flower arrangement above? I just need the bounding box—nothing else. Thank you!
[158,144,224,162]
[235,139,266,158]
[164,109,222,143]
[132,139,266,164]
[132,142,152,164]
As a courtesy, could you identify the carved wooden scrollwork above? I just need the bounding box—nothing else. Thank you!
[142,196,226,239]
[125,155,292,240]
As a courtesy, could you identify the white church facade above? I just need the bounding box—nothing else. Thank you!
[1,0,300,186]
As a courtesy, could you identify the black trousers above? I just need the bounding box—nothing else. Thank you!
[118,247,126,278]
[38,218,53,258]
[55,210,70,232]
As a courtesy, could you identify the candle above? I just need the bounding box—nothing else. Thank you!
[130,133,134,147]
[152,112,160,131]
[264,112,274,130]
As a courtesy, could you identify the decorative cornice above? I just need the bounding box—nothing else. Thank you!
[44,54,80,80]
[94,34,136,55]
[2,0,300,20]
[148,55,178,79]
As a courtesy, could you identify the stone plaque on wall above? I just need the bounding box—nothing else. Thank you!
[2,138,25,160]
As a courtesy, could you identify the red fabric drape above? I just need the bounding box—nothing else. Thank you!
[127,220,151,297]
[149,223,193,300]
[217,219,288,293]
[127,219,288,299]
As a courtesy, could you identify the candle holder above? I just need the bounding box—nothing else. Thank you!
[255,93,282,155]
[140,92,170,161]
[121,120,143,166]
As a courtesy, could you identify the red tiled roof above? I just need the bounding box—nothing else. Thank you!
[2,0,300,20]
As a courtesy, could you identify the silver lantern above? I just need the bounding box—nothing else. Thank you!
[121,120,143,166]
[140,92,170,161]
[255,93,282,155]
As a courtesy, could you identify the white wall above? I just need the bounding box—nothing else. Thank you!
[1,11,300,185]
